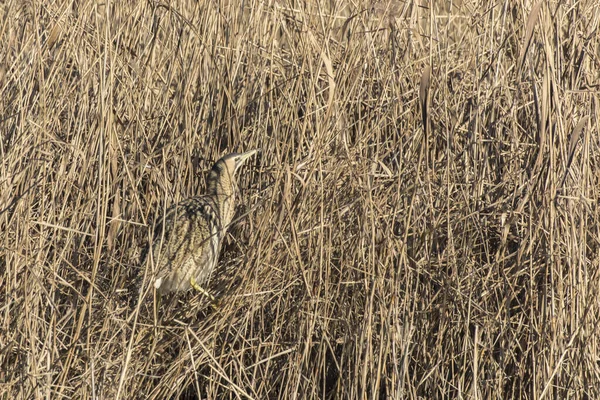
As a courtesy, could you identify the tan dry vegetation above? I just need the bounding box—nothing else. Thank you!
[1,0,600,398]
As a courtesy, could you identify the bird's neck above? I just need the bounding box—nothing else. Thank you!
[207,162,236,225]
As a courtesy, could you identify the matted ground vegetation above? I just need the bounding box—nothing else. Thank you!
[1,0,600,398]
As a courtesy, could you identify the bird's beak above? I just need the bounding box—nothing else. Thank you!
[235,149,259,169]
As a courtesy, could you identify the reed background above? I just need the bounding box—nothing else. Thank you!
[1,0,600,398]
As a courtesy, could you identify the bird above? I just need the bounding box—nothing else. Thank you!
[145,150,258,300]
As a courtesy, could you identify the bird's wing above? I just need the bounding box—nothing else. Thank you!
[150,196,222,292]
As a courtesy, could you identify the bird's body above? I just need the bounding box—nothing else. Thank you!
[147,150,258,296]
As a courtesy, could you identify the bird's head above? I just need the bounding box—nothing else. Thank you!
[207,149,259,198]
[221,149,259,175]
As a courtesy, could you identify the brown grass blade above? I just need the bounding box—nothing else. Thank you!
[559,116,589,190]
[517,2,543,75]
[420,65,432,136]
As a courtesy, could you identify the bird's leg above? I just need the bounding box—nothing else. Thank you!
[190,276,216,302]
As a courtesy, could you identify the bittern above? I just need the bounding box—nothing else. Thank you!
[146,150,258,299]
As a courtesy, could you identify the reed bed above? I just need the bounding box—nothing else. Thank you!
[1,0,599,398]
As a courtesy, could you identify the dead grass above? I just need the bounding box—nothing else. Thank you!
[1,0,600,398]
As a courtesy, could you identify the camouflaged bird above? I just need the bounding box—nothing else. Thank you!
[146,150,258,298]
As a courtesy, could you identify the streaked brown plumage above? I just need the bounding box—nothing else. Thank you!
[146,150,258,296]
